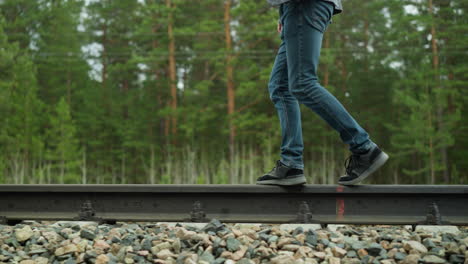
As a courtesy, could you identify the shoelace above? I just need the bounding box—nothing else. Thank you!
[268,160,282,174]
[344,154,360,175]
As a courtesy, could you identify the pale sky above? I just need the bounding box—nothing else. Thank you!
[79,1,422,84]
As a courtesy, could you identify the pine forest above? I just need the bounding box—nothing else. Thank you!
[0,0,467,185]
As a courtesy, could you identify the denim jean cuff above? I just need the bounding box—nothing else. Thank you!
[353,141,377,154]
[280,159,304,170]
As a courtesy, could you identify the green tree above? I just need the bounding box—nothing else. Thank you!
[386,0,463,183]
[0,14,44,184]
[46,97,81,183]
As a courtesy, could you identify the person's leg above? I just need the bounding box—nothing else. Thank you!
[282,0,375,154]
[267,11,304,170]
[255,3,306,186]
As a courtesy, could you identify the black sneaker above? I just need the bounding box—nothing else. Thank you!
[256,160,306,186]
[338,145,389,185]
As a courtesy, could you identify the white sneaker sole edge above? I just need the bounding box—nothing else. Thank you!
[256,175,306,186]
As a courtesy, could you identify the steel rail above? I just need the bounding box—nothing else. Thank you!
[0,184,467,226]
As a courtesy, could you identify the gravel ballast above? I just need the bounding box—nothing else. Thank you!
[1,220,467,264]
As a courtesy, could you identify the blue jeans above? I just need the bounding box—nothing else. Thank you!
[268,0,375,169]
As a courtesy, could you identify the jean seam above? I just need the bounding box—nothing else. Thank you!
[305,87,356,146]
[279,92,290,152]
[274,56,291,149]
[298,8,303,84]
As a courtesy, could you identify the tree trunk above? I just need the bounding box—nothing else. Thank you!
[363,15,369,73]
[166,0,177,143]
[60,159,65,184]
[393,165,398,184]
[151,18,170,144]
[47,163,51,184]
[150,145,156,184]
[101,22,108,95]
[81,146,87,184]
[428,0,438,184]
[322,136,327,183]
[122,79,129,119]
[121,151,126,184]
[224,0,236,182]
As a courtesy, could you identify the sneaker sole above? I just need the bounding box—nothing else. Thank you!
[256,175,306,186]
[338,151,389,186]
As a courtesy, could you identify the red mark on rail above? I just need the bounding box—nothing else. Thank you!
[336,186,345,221]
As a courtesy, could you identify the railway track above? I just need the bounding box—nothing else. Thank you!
[0,184,467,226]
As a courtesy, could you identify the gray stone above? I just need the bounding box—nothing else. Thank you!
[237,258,254,264]
[320,238,330,246]
[448,254,464,264]
[268,235,279,243]
[28,248,48,255]
[342,258,361,264]
[422,255,447,264]
[58,230,69,239]
[233,223,262,230]
[15,225,34,242]
[5,237,21,248]
[361,255,371,264]
[380,234,394,242]
[292,227,304,236]
[213,237,222,248]
[50,221,98,228]
[214,258,226,264]
[415,226,460,235]
[423,238,437,249]
[379,251,388,259]
[259,233,271,242]
[56,253,74,261]
[121,235,136,246]
[402,254,421,264]
[279,224,321,232]
[125,224,140,230]
[351,241,366,251]
[404,240,428,253]
[64,258,77,264]
[226,237,241,252]
[105,253,119,263]
[141,238,152,251]
[305,234,317,246]
[347,250,357,258]
[366,243,383,257]
[446,242,460,254]
[430,247,446,257]
[327,224,347,232]
[80,229,96,240]
[202,219,224,233]
[215,247,225,257]
[157,222,206,230]
[442,234,455,243]
[84,250,98,261]
[395,252,407,261]
[173,238,181,253]
[199,251,215,263]
[1,250,15,258]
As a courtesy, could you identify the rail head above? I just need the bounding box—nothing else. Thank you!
[0,184,467,194]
